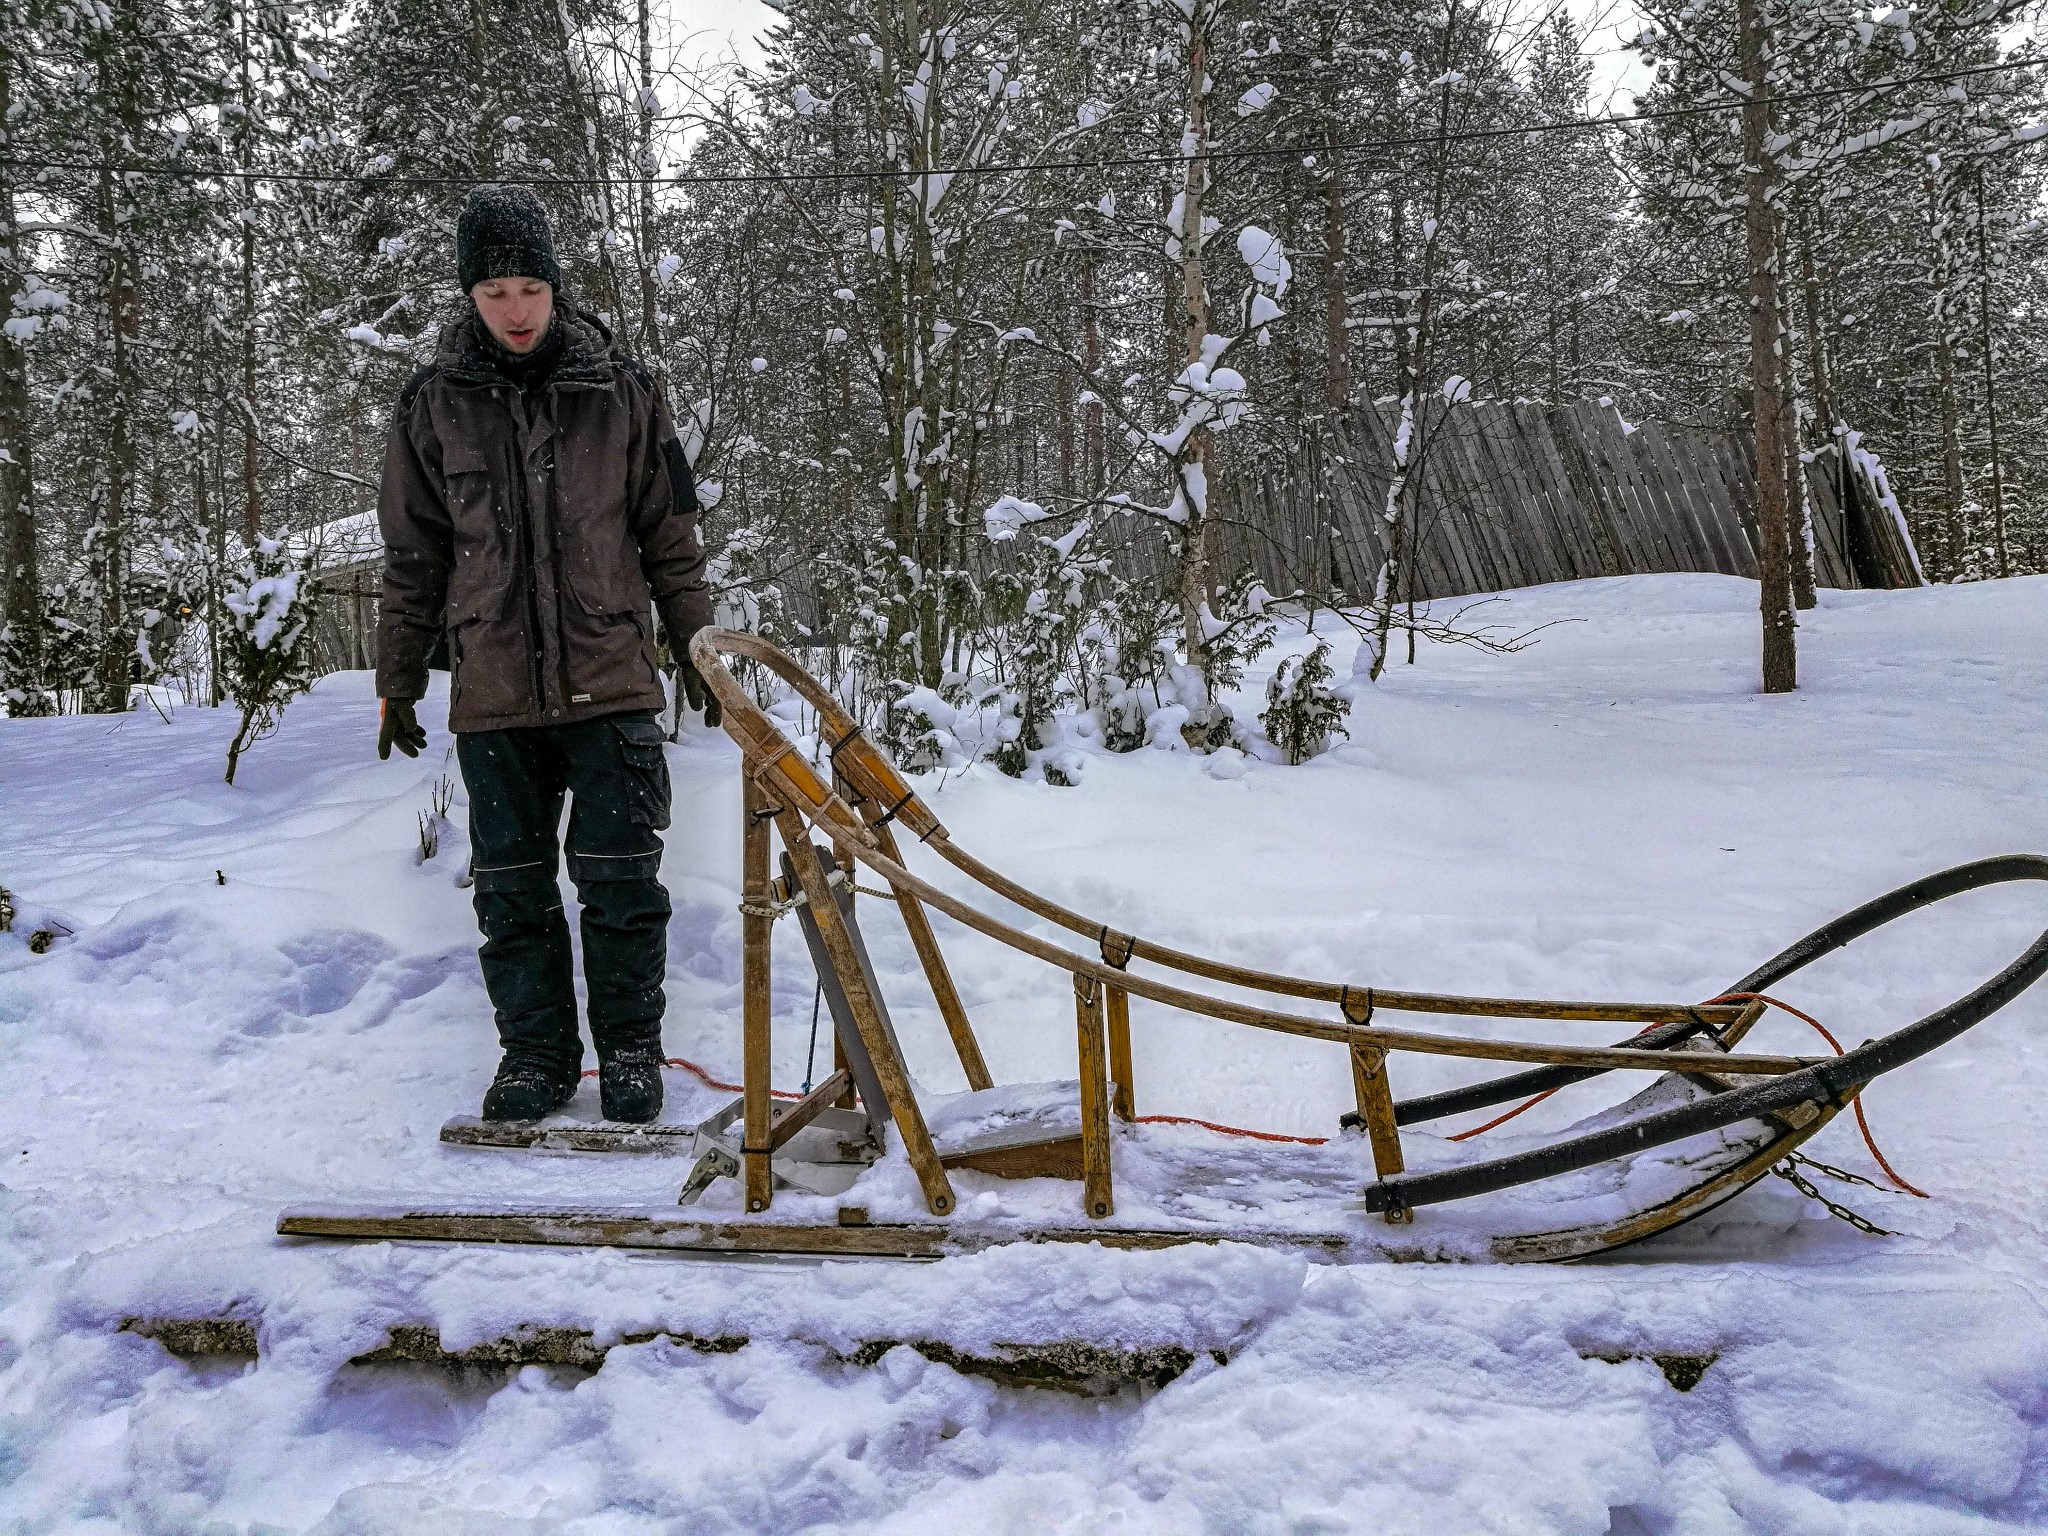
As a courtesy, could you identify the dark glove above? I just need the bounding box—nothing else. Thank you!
[679,655,722,729]
[378,697,428,760]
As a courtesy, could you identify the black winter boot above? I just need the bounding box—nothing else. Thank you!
[599,1046,665,1123]
[482,1054,579,1121]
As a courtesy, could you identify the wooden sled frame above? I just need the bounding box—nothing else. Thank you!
[278,631,2048,1264]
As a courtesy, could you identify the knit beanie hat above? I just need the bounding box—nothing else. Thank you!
[456,184,562,293]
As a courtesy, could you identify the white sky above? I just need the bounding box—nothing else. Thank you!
[662,0,773,76]
[660,0,1658,111]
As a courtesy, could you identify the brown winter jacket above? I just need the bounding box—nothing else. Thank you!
[375,298,712,733]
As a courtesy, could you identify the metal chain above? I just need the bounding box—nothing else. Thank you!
[1786,1149,1893,1193]
[1772,1155,1894,1237]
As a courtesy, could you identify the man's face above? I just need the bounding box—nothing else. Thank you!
[471,277,553,353]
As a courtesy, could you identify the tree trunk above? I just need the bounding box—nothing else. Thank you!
[634,0,666,368]
[0,29,47,714]
[90,13,141,714]
[554,0,627,327]
[1972,166,2008,579]
[1793,193,1835,434]
[1322,166,1349,410]
[1776,225,1816,610]
[1173,12,1216,700]
[1366,0,1456,684]
[1925,167,1967,576]
[238,0,262,541]
[1739,0,1795,693]
[1080,254,1103,491]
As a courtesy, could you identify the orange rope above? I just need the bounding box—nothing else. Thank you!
[597,1060,1328,1139]
[1444,993,1928,1199]
[1700,992,1927,1198]
[578,1056,805,1102]
[1135,1113,1327,1146]
[1446,1084,1564,1142]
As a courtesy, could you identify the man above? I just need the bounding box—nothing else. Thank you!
[374,183,721,1126]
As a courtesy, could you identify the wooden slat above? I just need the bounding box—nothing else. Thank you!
[861,810,993,1092]
[1106,983,1136,1121]
[1641,423,1719,574]
[741,780,775,1213]
[439,1116,696,1154]
[1668,426,1745,575]
[1545,407,1624,576]
[775,809,957,1217]
[767,1070,856,1152]
[1500,405,1578,585]
[1459,407,1526,592]
[1075,976,1114,1220]
[1348,1041,1407,1197]
[943,1136,1084,1181]
[277,1205,1352,1258]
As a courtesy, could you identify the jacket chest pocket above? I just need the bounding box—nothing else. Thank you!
[556,449,650,616]
[443,443,515,625]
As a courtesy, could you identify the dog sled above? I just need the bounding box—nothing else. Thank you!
[280,630,2048,1263]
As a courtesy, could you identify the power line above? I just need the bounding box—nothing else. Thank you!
[0,55,2041,193]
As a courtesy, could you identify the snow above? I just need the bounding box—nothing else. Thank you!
[1235,224,1290,295]
[4,575,2048,1529]
[982,495,1049,541]
[291,509,383,570]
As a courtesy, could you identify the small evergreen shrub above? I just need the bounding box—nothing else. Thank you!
[1260,640,1349,765]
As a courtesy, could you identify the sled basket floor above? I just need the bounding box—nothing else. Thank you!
[282,630,2048,1264]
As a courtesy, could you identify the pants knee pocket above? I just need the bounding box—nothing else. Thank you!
[568,849,665,885]
[472,858,559,896]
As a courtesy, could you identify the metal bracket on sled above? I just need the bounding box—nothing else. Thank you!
[679,839,900,1206]
[677,1094,879,1204]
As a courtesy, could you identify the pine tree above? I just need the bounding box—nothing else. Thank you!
[221,535,320,783]
[1260,638,1347,763]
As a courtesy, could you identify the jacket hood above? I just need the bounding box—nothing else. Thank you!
[436,294,615,388]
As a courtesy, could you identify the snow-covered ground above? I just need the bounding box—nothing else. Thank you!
[2,573,2045,1532]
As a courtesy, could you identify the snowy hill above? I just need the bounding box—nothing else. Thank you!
[2,573,2045,1531]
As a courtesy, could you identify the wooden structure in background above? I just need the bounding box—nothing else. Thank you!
[1214,400,1924,604]
[301,403,1925,680]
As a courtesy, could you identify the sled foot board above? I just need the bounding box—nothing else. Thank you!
[277,1204,1349,1259]
[440,1117,697,1154]
[941,1133,1084,1181]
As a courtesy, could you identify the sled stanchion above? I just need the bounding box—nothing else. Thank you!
[863,803,994,1092]
[1075,976,1115,1219]
[1106,985,1136,1122]
[773,806,956,1217]
[741,779,776,1213]
[1099,929,1136,1121]
[1350,1044,1408,1212]
[1343,991,1407,1213]
[768,1070,855,1150]
[1718,997,1770,1048]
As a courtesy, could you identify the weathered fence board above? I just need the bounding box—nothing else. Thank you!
[1214,398,1921,606]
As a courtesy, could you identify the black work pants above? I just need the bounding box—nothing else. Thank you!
[455,710,673,1074]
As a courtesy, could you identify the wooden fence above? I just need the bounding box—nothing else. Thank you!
[1211,397,1923,604]
[308,399,1924,674]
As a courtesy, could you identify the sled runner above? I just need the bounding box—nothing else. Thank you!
[280,629,2048,1263]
